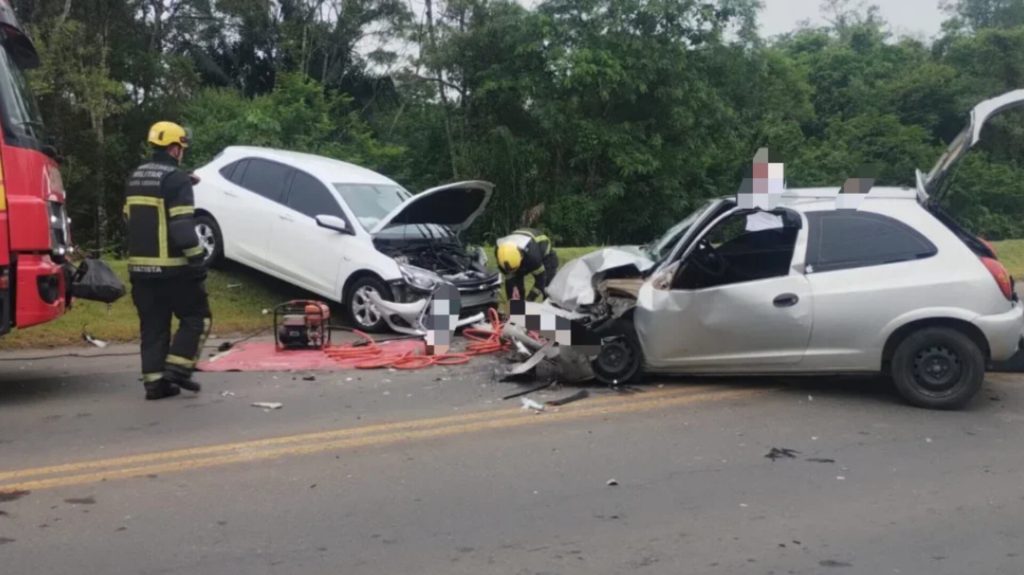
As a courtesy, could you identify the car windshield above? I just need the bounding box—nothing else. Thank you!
[334,182,455,240]
[0,43,46,144]
[644,200,716,261]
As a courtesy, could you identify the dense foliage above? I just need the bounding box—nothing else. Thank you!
[12,0,1024,248]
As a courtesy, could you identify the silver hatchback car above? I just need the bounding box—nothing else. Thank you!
[526,90,1024,410]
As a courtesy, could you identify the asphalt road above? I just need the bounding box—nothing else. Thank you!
[0,339,1023,575]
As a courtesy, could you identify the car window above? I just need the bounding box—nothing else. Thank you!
[219,159,245,183]
[287,170,344,219]
[334,183,410,230]
[673,210,799,290]
[237,158,289,203]
[806,211,937,273]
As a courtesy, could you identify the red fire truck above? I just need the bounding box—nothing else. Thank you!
[0,2,72,335]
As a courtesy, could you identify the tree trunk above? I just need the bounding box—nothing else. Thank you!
[424,0,458,178]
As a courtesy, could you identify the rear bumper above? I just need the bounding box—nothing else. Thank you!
[976,303,1024,362]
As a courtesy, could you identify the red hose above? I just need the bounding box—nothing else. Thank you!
[324,308,519,370]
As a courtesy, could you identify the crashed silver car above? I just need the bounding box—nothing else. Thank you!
[512,89,1024,410]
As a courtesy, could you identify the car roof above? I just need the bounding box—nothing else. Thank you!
[216,146,403,187]
[706,186,920,214]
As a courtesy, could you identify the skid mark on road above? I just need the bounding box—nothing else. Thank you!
[0,385,769,493]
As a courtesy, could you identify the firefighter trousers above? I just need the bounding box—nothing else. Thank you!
[131,275,212,383]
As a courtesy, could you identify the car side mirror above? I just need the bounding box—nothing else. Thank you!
[315,215,352,234]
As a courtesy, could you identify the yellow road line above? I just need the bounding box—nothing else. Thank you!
[0,387,704,483]
[0,387,765,493]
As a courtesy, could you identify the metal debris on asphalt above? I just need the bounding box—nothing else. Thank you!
[252,402,283,410]
[503,381,554,400]
[765,447,800,461]
[520,397,545,412]
[606,478,619,486]
[546,389,589,407]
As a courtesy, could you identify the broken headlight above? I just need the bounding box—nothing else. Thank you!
[400,264,441,292]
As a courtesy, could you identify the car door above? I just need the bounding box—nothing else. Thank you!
[635,208,813,371]
[267,168,358,298]
[798,210,941,371]
[224,158,292,268]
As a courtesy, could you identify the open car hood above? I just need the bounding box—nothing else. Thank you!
[370,181,494,236]
[918,89,1024,203]
[546,246,654,310]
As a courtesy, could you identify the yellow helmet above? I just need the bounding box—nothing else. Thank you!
[497,242,522,274]
[147,121,190,148]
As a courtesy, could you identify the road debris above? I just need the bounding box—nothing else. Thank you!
[606,478,619,486]
[765,447,800,461]
[520,397,545,412]
[82,332,108,348]
[805,458,835,464]
[546,389,589,407]
[226,283,242,289]
[836,476,846,481]
[303,375,317,381]
[503,381,554,400]
[252,402,283,411]
[220,391,236,397]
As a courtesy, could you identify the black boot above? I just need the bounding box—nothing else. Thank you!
[164,365,201,393]
[145,380,181,400]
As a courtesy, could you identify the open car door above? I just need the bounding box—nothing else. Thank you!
[917,89,1024,205]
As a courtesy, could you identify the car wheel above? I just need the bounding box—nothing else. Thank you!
[194,215,224,269]
[890,327,984,410]
[347,276,393,333]
[591,320,643,386]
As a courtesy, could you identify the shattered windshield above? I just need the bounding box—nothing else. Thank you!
[644,201,716,261]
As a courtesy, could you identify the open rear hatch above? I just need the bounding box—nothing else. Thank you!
[917,90,1024,259]
[917,89,1024,205]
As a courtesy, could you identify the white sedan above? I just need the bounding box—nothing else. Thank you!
[190,146,501,332]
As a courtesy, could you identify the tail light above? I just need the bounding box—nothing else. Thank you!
[981,256,1014,300]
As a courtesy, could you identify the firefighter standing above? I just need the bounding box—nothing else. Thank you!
[495,228,559,303]
[124,121,211,400]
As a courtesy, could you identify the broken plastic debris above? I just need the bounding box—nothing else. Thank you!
[220,391,236,397]
[520,397,545,412]
[836,476,846,481]
[251,402,283,410]
[83,332,108,348]
[226,283,242,289]
[805,458,835,464]
[606,478,619,486]
[925,437,933,443]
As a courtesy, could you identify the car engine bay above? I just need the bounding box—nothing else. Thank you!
[376,239,499,287]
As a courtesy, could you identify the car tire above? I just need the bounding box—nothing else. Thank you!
[346,276,393,334]
[591,319,644,386]
[890,327,985,410]
[194,214,224,269]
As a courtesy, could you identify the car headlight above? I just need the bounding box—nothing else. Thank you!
[400,264,441,292]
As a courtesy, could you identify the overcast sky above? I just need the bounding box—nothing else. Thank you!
[760,0,947,40]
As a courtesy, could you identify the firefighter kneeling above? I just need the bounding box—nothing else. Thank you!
[124,121,211,400]
[496,228,559,305]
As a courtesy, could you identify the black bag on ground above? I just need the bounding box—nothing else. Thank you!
[71,258,125,304]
